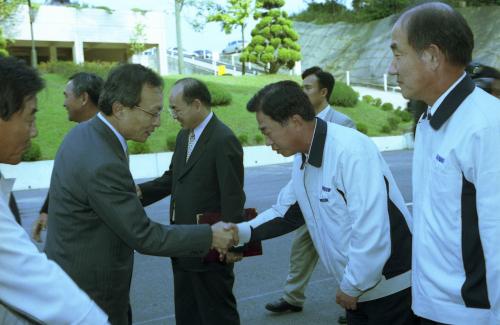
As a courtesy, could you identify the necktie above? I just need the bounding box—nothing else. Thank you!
[186,131,195,162]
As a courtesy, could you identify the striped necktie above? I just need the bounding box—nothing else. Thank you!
[186,131,195,162]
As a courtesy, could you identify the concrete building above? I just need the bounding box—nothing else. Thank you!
[3,4,169,75]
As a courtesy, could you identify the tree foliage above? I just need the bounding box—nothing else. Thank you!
[207,0,253,74]
[295,0,500,24]
[129,22,146,55]
[0,0,24,56]
[241,0,301,74]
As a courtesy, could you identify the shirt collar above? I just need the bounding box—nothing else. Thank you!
[191,111,213,140]
[428,73,475,130]
[316,104,331,119]
[0,172,15,204]
[301,117,327,169]
[97,113,128,154]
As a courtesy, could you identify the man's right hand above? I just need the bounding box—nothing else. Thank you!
[32,212,48,242]
[211,221,238,256]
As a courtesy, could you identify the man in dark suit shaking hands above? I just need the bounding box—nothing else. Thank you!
[45,64,237,325]
[138,78,246,325]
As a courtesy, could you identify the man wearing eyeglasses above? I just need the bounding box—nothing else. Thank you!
[44,64,238,325]
[136,78,246,325]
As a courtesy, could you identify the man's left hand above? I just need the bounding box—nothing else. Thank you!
[336,289,358,310]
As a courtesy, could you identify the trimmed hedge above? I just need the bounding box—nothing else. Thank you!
[254,134,264,144]
[128,141,151,154]
[21,143,42,161]
[331,81,359,107]
[381,102,394,111]
[362,95,374,104]
[356,123,368,134]
[206,82,232,106]
[387,116,401,129]
[237,134,249,145]
[38,61,116,79]
[166,135,177,151]
[395,109,413,122]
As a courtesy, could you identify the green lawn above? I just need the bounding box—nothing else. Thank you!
[33,73,411,160]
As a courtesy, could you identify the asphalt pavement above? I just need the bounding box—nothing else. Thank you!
[15,149,413,325]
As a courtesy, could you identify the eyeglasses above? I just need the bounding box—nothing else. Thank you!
[134,105,163,120]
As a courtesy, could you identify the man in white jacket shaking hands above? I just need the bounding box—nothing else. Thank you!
[234,81,418,324]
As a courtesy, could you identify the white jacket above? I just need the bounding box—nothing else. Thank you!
[239,119,413,302]
[0,176,109,325]
[413,74,500,324]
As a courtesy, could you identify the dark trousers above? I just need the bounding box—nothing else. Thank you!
[346,288,419,325]
[173,265,239,325]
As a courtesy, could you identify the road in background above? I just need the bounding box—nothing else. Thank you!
[15,150,413,325]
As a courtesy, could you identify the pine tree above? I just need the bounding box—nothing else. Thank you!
[240,0,301,74]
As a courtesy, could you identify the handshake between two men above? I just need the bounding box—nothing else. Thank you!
[210,222,242,263]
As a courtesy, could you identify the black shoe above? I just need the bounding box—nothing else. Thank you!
[338,315,347,324]
[265,298,303,313]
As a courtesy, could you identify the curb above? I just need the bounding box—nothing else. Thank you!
[0,134,414,191]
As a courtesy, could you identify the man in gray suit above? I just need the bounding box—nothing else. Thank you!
[45,64,236,325]
[265,67,355,324]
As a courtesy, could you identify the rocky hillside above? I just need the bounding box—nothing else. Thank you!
[294,6,500,87]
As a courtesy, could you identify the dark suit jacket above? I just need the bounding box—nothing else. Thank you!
[140,114,246,271]
[45,117,212,325]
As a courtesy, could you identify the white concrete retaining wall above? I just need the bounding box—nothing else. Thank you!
[0,134,414,191]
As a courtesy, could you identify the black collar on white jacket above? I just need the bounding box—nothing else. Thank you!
[430,75,475,130]
[301,117,327,169]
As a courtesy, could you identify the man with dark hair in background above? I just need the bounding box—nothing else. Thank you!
[45,65,237,324]
[265,67,354,325]
[32,72,104,242]
[137,77,246,325]
[0,56,109,324]
[389,2,500,324]
[237,80,416,325]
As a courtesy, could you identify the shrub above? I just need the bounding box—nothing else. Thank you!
[206,82,232,106]
[356,123,368,135]
[381,102,394,111]
[38,61,116,79]
[331,81,358,107]
[387,116,401,129]
[254,134,264,144]
[380,124,392,133]
[362,95,374,104]
[237,134,249,145]
[372,97,382,107]
[395,109,413,122]
[21,142,42,161]
[128,141,150,154]
[166,135,176,151]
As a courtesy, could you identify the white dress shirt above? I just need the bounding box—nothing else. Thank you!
[190,111,214,149]
[97,113,128,155]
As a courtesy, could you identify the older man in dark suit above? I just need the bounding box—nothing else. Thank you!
[138,78,246,325]
[45,64,236,325]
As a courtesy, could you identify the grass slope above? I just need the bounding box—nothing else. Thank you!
[34,74,410,160]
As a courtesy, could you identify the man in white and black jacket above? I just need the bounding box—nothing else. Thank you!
[234,81,418,324]
[389,2,500,325]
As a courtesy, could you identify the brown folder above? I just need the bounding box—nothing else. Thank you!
[196,208,263,263]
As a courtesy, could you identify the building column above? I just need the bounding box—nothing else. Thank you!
[49,45,57,61]
[73,38,84,64]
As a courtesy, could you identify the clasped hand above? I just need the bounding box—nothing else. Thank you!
[210,222,239,261]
